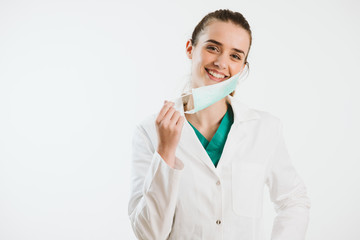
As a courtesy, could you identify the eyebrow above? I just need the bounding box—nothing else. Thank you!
[205,39,245,55]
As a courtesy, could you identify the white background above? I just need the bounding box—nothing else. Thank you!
[0,0,359,239]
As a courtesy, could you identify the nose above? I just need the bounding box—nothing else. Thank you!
[213,53,228,69]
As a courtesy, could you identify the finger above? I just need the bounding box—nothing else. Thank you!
[176,116,185,126]
[170,111,181,123]
[156,101,175,122]
[169,111,181,126]
[163,107,176,122]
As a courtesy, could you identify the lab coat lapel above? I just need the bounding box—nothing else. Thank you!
[216,121,249,168]
[216,96,261,168]
[177,120,216,172]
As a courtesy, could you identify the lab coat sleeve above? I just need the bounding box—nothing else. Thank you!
[266,122,311,240]
[128,124,184,240]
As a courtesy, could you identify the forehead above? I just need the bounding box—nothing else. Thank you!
[198,20,250,52]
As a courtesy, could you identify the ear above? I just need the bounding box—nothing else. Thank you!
[185,39,193,59]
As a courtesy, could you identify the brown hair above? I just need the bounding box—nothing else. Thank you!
[190,9,252,96]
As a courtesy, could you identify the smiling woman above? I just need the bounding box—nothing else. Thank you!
[128,9,311,240]
[186,20,249,87]
[187,10,252,94]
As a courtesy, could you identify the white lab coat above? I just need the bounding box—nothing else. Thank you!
[128,95,311,240]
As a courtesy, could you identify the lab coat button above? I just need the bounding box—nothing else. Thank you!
[216,180,220,185]
[216,220,221,225]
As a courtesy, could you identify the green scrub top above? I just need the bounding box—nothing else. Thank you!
[187,104,234,167]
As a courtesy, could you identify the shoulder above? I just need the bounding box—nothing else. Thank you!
[253,108,282,126]
[232,102,285,146]
[252,109,284,139]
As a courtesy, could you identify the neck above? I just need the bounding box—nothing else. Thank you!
[185,97,229,128]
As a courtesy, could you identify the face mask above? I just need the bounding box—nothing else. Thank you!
[173,64,249,114]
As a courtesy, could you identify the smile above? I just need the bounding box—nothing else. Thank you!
[205,68,229,82]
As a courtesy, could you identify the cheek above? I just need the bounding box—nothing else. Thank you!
[230,62,245,74]
[192,52,206,73]
[200,51,214,65]
[192,50,215,74]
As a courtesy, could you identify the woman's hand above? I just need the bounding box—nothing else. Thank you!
[155,100,185,168]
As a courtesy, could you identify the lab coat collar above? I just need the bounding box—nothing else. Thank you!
[226,95,260,123]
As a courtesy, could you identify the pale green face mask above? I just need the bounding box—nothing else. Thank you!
[174,64,249,114]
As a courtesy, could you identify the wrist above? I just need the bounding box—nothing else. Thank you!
[157,147,176,167]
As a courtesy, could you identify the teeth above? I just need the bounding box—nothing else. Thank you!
[208,70,225,79]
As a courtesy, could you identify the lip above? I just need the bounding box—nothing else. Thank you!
[205,68,229,82]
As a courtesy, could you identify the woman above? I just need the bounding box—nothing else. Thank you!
[128,9,310,240]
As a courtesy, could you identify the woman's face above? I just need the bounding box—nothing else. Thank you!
[186,20,250,88]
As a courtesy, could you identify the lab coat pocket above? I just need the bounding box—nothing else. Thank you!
[232,161,266,218]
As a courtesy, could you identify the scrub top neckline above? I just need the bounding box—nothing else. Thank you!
[187,104,234,167]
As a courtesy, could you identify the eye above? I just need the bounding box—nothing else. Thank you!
[231,54,242,61]
[206,45,219,52]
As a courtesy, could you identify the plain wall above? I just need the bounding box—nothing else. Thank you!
[0,0,359,239]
